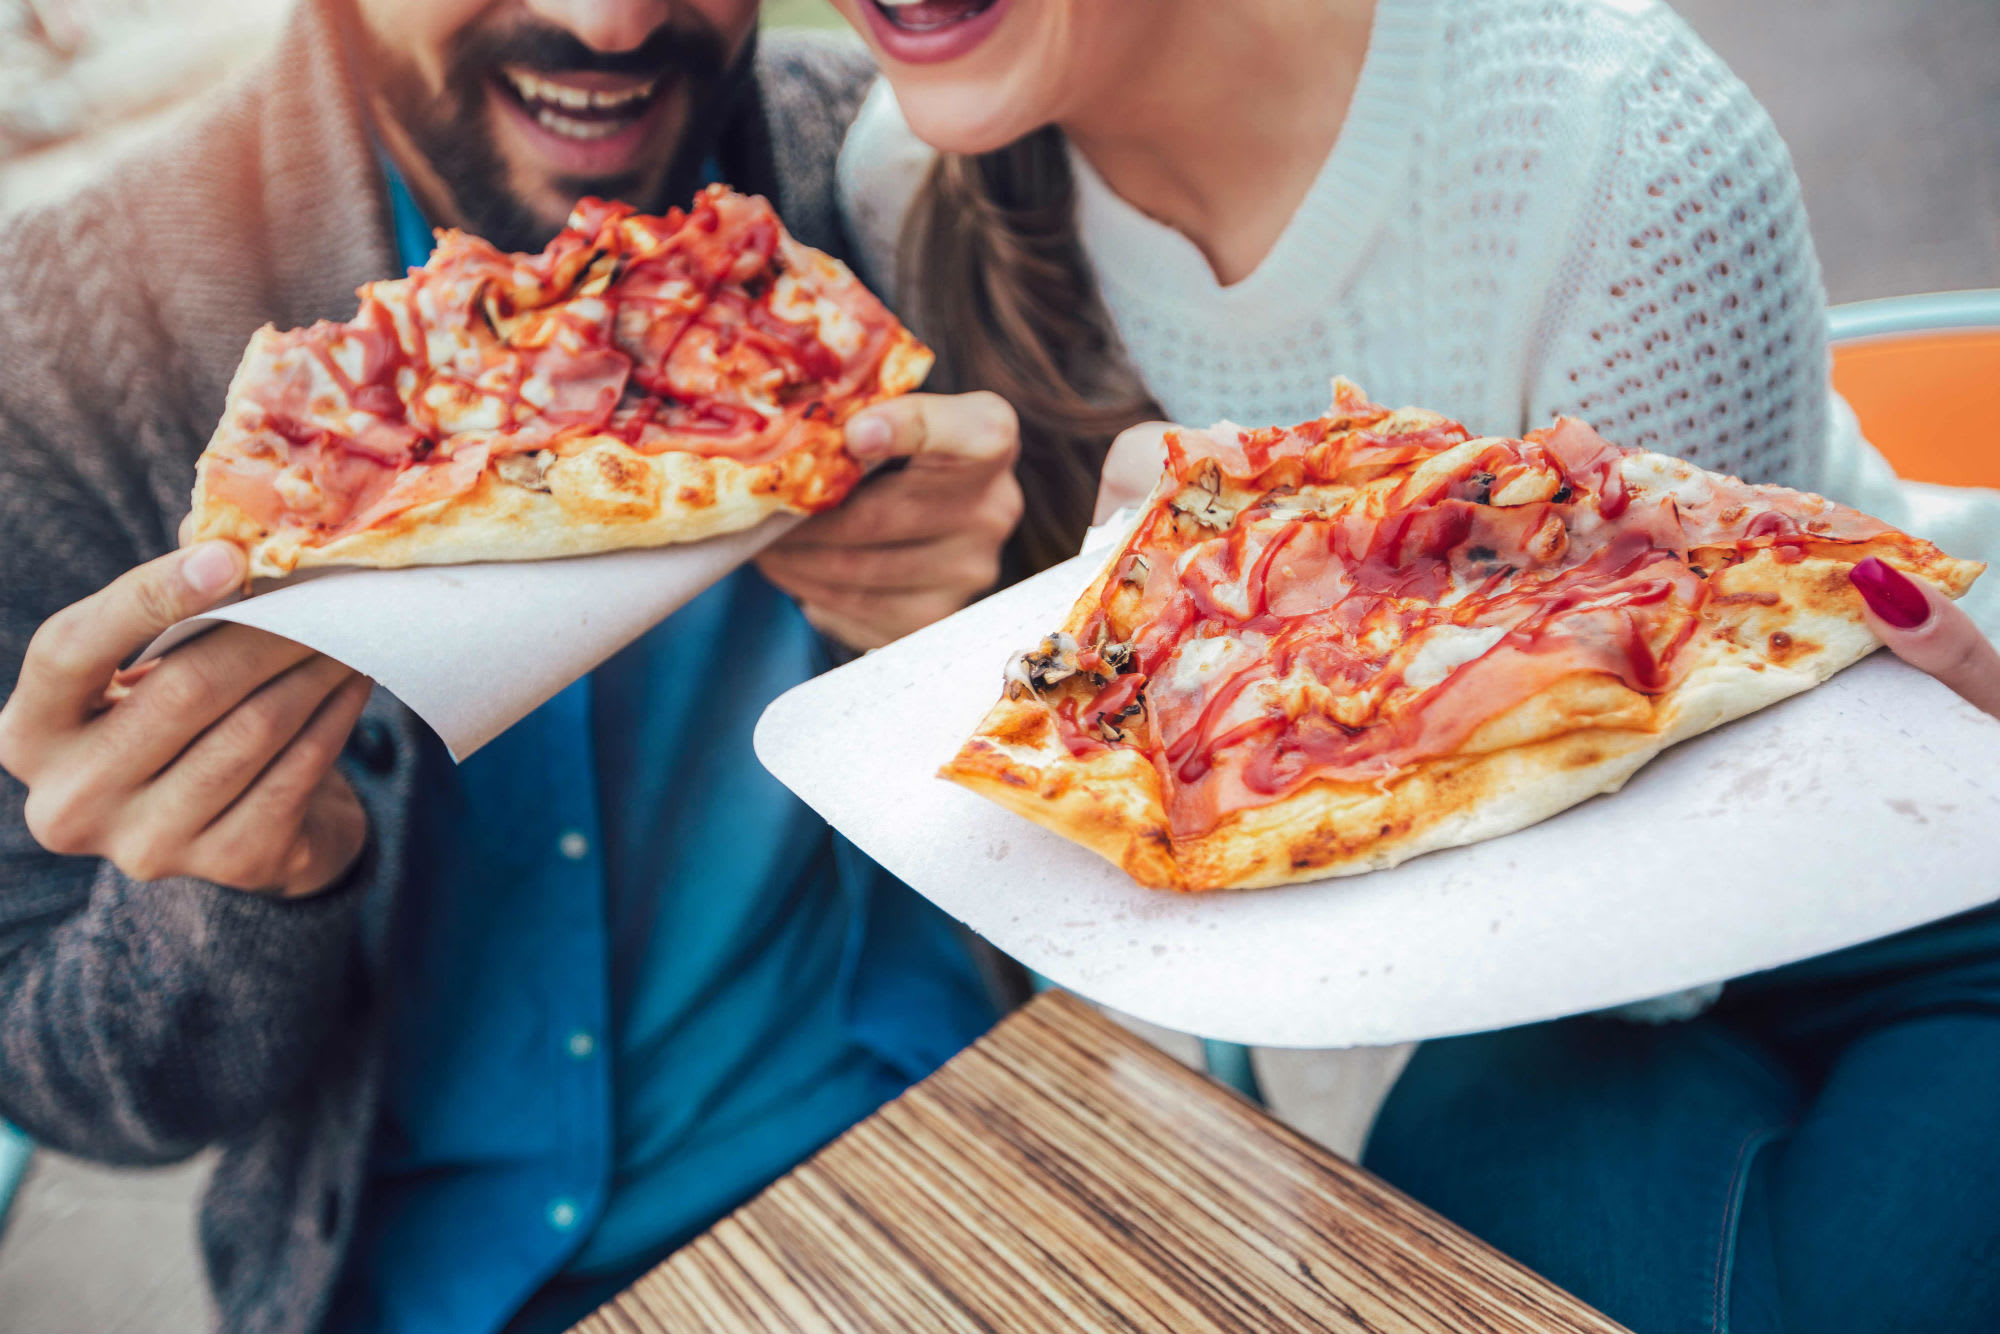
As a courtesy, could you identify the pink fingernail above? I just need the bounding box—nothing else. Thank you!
[1850,557,1930,630]
[182,542,241,596]
[848,415,894,459]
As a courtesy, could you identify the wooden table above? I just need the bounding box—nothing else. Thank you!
[576,991,1624,1334]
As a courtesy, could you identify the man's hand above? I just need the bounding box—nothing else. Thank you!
[758,391,1024,650]
[0,542,372,898]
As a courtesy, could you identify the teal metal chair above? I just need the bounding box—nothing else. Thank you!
[0,1120,30,1231]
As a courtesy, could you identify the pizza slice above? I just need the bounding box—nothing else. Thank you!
[944,380,1983,892]
[188,185,932,578]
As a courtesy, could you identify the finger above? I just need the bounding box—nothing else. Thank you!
[1851,558,2000,719]
[140,656,361,832]
[798,601,886,653]
[10,542,245,729]
[847,391,1019,472]
[791,586,973,647]
[781,464,1024,550]
[192,675,372,895]
[281,770,370,899]
[88,627,319,783]
[1095,421,1174,523]
[760,532,1001,599]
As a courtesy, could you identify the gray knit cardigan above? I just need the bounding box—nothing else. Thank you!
[0,6,873,1329]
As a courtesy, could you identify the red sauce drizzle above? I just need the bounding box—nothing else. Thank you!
[226,185,903,539]
[1054,409,1869,839]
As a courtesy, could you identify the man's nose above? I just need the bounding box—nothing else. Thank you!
[520,0,678,52]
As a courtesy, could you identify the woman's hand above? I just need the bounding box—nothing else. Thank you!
[1094,421,1175,524]
[0,543,372,898]
[758,391,1024,650]
[1850,556,2000,720]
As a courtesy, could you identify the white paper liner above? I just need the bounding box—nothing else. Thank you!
[755,554,2000,1048]
[140,515,796,760]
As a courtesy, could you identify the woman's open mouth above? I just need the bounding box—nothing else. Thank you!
[862,0,1010,64]
[490,66,673,177]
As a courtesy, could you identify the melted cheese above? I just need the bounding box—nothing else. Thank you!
[1167,633,1248,693]
[1402,623,1510,691]
[1620,451,1714,507]
[771,269,868,359]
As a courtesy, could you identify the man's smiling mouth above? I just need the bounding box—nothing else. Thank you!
[496,67,664,142]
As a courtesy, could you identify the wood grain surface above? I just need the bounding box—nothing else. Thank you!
[574,991,1624,1334]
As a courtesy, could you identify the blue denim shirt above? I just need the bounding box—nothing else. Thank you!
[329,170,995,1334]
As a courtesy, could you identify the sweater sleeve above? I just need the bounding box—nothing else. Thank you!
[835,77,934,306]
[1525,11,1831,491]
[756,27,882,263]
[0,217,385,1165]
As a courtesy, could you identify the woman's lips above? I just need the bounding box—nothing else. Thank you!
[861,0,1010,65]
[489,68,671,178]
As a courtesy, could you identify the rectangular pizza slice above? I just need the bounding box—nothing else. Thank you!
[944,380,1983,892]
[188,185,931,578]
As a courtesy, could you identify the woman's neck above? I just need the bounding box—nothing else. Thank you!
[1061,0,1377,287]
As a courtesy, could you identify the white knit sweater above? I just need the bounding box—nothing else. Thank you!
[840,0,1831,492]
[837,0,2000,1026]
[840,0,2000,628]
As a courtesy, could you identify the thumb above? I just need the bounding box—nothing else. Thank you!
[1850,556,2000,719]
[13,541,246,722]
[1095,421,1174,524]
[846,391,1018,471]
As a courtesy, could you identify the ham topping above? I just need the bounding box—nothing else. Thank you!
[1044,393,1899,839]
[208,185,903,545]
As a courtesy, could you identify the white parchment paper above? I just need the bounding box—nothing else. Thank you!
[141,516,795,760]
[755,554,2000,1048]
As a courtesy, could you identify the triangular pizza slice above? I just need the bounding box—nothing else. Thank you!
[944,381,1982,891]
[189,185,931,578]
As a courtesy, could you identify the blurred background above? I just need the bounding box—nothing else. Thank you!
[3,0,1993,298]
[0,1,1994,1330]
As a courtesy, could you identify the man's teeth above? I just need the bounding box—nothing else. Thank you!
[535,108,623,140]
[503,69,657,113]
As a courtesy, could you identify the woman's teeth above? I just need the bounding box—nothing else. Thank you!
[500,68,659,140]
[871,0,996,33]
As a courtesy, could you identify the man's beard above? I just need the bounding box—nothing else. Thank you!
[355,11,736,254]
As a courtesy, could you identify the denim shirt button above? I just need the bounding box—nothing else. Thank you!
[547,1198,580,1232]
[344,716,397,775]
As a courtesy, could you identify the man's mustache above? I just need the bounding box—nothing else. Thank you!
[452,20,731,81]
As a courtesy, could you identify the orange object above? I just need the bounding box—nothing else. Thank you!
[1831,328,2000,489]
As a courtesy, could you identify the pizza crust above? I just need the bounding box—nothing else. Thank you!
[196,427,844,578]
[191,330,932,579]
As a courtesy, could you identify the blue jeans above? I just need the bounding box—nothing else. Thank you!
[1363,903,2000,1334]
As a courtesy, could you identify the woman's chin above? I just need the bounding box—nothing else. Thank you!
[895,90,1045,158]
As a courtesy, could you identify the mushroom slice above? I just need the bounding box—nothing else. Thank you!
[576,248,622,297]
[1165,458,1240,529]
[1093,697,1147,744]
[480,284,526,344]
[1490,468,1562,507]
[1003,631,1083,699]
[495,449,556,492]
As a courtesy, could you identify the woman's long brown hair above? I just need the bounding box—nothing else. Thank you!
[899,126,1160,575]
